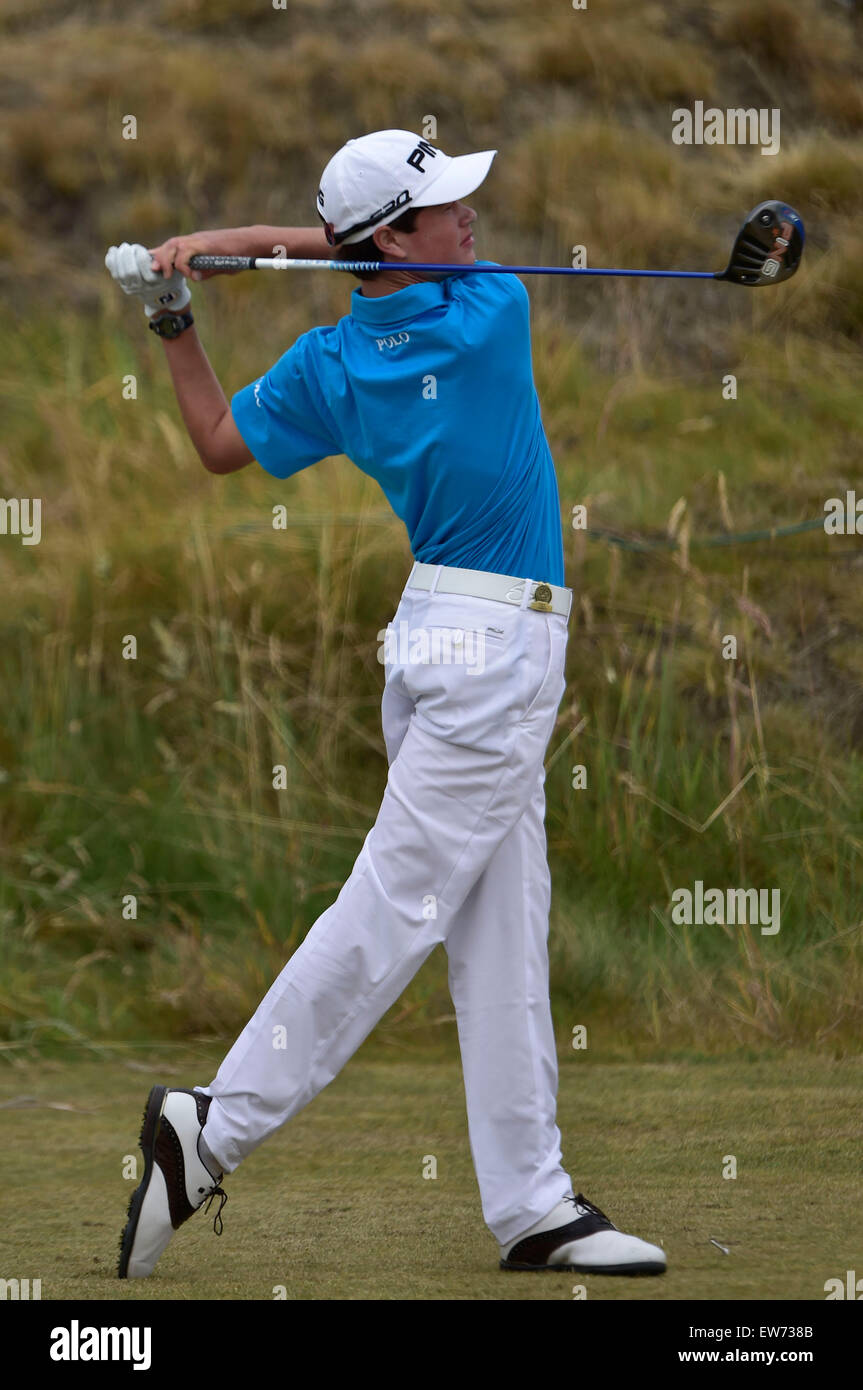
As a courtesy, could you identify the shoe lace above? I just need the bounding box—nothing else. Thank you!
[201,1184,228,1235]
[565,1192,613,1226]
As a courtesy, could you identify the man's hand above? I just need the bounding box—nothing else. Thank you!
[148,231,246,282]
[105,242,191,316]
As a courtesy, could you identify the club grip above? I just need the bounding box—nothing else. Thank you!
[188,255,257,270]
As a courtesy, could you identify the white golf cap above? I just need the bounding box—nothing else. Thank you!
[316,129,497,246]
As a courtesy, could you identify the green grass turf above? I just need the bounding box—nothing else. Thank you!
[2,1045,860,1301]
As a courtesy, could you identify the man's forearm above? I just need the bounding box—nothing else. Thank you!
[215,225,334,260]
[157,324,230,467]
[148,226,335,284]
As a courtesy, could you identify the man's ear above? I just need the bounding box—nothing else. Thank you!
[373,222,407,260]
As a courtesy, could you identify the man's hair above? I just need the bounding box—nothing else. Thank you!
[335,206,421,280]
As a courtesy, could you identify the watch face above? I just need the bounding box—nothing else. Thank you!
[151,313,189,339]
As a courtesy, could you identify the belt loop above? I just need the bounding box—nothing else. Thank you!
[520,576,533,611]
[429,563,444,595]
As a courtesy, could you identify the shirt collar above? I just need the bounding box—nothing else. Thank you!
[349,276,459,327]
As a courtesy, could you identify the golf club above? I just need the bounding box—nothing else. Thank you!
[188,201,804,287]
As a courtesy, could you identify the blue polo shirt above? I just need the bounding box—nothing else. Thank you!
[230,265,565,585]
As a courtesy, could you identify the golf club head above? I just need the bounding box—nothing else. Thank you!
[716,200,805,286]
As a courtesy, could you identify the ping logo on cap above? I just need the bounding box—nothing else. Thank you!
[406,139,437,173]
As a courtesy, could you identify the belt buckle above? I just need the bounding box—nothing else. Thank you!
[529,582,553,612]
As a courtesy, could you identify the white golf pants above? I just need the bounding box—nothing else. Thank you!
[198,567,574,1245]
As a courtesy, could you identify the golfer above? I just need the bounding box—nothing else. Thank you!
[106,129,666,1280]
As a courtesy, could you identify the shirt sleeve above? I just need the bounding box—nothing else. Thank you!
[230,333,340,480]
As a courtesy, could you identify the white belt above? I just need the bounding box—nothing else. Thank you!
[406,562,572,619]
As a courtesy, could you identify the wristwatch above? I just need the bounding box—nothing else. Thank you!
[149,310,195,340]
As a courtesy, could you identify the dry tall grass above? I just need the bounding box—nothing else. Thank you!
[1,0,862,1055]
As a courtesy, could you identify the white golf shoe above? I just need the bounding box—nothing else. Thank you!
[118,1085,227,1279]
[500,1193,666,1275]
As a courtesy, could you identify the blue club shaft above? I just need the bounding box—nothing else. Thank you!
[187,255,720,279]
[341,264,717,279]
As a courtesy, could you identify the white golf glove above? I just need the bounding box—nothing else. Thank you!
[105,241,191,317]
